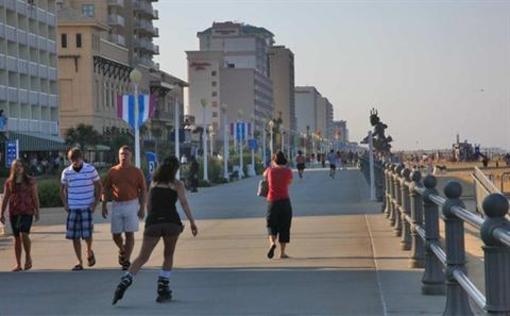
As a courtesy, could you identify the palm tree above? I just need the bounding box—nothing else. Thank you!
[65,124,101,149]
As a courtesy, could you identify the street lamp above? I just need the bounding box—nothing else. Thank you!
[200,99,208,182]
[129,68,142,168]
[268,119,274,159]
[209,125,215,157]
[237,109,244,179]
[249,114,256,176]
[221,104,229,181]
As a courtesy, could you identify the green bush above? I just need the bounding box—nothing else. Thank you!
[37,178,63,208]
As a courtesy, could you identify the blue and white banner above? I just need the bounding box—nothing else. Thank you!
[230,121,251,142]
[117,94,155,129]
[5,140,18,168]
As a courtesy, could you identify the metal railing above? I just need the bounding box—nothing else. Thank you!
[361,161,510,315]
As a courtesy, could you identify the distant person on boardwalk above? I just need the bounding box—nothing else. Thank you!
[0,160,40,271]
[327,150,337,179]
[102,145,147,270]
[112,156,198,305]
[60,148,102,271]
[189,156,199,192]
[264,151,293,259]
[295,151,306,179]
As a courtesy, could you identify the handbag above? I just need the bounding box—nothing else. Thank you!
[257,179,269,197]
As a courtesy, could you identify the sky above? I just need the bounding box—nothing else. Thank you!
[153,0,510,151]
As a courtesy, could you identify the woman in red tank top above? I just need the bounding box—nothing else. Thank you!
[263,151,293,259]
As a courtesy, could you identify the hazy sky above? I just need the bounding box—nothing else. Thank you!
[154,0,510,151]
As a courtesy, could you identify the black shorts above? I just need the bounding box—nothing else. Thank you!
[10,214,33,236]
[297,163,305,170]
[330,164,336,170]
[266,199,292,243]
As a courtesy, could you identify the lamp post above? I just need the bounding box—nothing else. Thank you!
[281,130,285,152]
[249,114,256,176]
[174,97,180,179]
[262,118,267,167]
[129,68,142,168]
[268,119,274,159]
[221,104,229,181]
[209,125,215,157]
[200,99,208,182]
[238,109,244,179]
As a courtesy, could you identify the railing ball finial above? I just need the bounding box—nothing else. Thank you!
[411,170,422,183]
[482,193,509,219]
[444,181,463,200]
[423,175,437,189]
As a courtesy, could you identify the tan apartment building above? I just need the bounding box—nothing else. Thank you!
[295,86,334,140]
[268,45,295,132]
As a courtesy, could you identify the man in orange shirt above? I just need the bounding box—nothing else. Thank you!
[102,145,146,270]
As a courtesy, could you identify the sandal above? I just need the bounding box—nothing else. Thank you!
[118,250,126,266]
[11,266,22,272]
[87,251,96,267]
[72,264,83,271]
[24,260,32,271]
[267,244,276,259]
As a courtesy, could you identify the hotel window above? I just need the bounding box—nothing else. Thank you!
[211,71,216,76]
[82,4,95,17]
[211,81,217,87]
[61,33,67,48]
[211,91,217,97]
[212,111,218,118]
[76,33,82,48]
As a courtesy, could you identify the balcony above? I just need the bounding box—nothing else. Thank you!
[133,1,157,18]
[38,36,47,51]
[38,65,48,79]
[48,94,57,107]
[152,9,158,19]
[29,91,38,105]
[7,87,18,102]
[15,0,27,15]
[18,89,28,104]
[134,20,158,37]
[17,29,27,45]
[108,14,125,27]
[109,33,126,46]
[38,92,48,106]
[5,25,17,42]
[37,8,47,23]
[29,62,38,77]
[18,59,28,74]
[5,0,16,11]
[28,33,38,48]
[48,67,57,81]
[107,0,124,7]
[0,86,6,101]
[47,39,56,53]
[6,56,17,72]
[0,24,4,39]
[47,12,56,26]
[0,54,5,69]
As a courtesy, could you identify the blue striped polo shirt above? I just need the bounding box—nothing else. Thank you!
[61,162,100,210]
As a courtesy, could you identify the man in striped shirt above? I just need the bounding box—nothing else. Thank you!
[60,148,103,271]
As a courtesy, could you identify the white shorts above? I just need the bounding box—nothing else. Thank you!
[111,199,139,234]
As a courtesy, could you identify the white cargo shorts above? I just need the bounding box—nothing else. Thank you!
[111,199,139,234]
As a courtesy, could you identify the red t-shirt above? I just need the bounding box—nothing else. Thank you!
[265,167,293,201]
[5,179,36,216]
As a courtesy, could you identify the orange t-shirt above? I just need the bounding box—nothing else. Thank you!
[104,165,145,202]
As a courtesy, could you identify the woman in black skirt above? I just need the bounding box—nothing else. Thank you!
[112,156,198,304]
[263,151,293,259]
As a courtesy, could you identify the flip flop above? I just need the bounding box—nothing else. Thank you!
[118,250,126,266]
[11,266,22,272]
[267,244,276,259]
[24,260,32,271]
[87,251,96,267]
[72,264,83,271]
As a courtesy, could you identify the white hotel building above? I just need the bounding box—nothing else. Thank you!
[0,0,61,150]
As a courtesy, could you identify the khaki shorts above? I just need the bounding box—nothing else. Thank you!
[144,223,184,238]
[111,199,139,234]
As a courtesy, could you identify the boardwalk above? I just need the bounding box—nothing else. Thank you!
[0,169,445,315]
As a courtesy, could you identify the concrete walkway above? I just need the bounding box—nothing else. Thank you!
[0,169,446,315]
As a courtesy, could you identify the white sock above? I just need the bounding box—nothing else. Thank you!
[159,270,171,279]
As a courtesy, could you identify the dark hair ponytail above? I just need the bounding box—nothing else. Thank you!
[152,156,180,183]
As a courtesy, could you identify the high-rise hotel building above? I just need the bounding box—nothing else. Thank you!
[0,0,60,148]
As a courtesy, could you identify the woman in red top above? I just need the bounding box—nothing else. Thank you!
[0,159,40,271]
[263,151,293,259]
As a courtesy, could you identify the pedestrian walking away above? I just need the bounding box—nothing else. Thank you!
[189,156,199,192]
[327,150,337,179]
[0,160,40,272]
[60,148,102,271]
[102,145,147,271]
[263,151,293,260]
[112,156,198,305]
[295,151,306,179]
